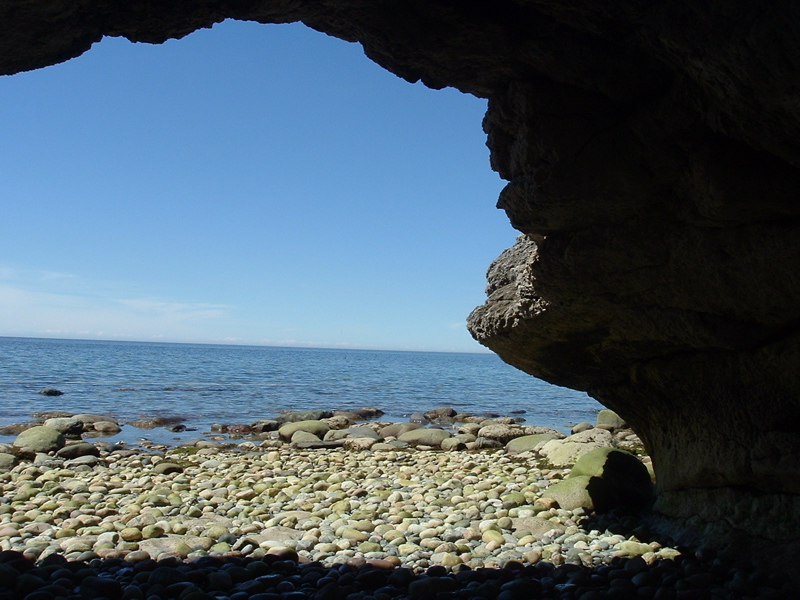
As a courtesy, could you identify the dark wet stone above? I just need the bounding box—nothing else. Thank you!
[354,567,388,590]
[408,575,458,596]
[15,574,46,597]
[21,591,56,600]
[207,570,232,590]
[387,568,414,588]
[333,407,384,421]
[278,410,333,423]
[80,575,123,599]
[147,566,186,587]
[121,585,145,600]
[39,388,64,396]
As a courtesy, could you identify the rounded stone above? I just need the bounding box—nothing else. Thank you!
[120,527,143,542]
[13,426,65,453]
[397,428,452,447]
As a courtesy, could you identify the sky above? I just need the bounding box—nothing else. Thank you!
[0,20,515,352]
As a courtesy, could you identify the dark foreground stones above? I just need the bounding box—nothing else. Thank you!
[0,547,791,600]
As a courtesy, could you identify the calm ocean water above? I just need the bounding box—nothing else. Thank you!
[0,336,602,446]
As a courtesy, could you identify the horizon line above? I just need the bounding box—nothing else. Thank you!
[0,333,495,355]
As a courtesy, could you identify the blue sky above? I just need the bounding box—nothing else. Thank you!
[0,20,514,352]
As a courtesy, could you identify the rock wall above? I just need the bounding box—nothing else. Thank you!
[3,0,800,562]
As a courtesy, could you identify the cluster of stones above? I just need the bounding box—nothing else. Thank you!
[0,408,790,596]
[0,413,123,439]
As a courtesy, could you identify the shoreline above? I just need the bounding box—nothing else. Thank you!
[0,413,790,597]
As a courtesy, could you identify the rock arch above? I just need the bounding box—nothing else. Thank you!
[3,0,800,565]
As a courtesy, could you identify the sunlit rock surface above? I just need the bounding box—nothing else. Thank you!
[3,0,800,565]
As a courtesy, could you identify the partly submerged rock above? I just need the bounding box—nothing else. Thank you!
[333,407,384,421]
[39,388,64,396]
[278,410,332,424]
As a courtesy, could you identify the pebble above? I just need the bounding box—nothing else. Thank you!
[0,443,792,598]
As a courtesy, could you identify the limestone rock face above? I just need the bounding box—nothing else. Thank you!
[3,0,800,563]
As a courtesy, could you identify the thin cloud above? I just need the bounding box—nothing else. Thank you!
[115,298,229,320]
[39,270,77,281]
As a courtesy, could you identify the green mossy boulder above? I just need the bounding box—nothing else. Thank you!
[595,409,626,430]
[397,428,452,447]
[569,447,654,513]
[278,420,330,441]
[13,426,65,453]
[544,476,594,511]
[505,433,559,455]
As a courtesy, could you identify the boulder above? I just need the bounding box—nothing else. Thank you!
[380,423,421,438]
[397,428,452,447]
[440,438,467,451]
[477,423,528,444]
[13,426,65,453]
[342,437,377,451]
[73,413,116,425]
[571,422,594,434]
[333,407,384,421]
[505,433,559,455]
[56,442,100,459]
[0,453,18,471]
[346,426,381,439]
[44,417,84,435]
[468,437,503,450]
[538,429,614,468]
[573,448,654,513]
[293,440,345,450]
[128,419,158,430]
[543,476,594,511]
[64,455,102,468]
[0,423,32,436]
[323,429,351,441]
[278,410,332,424]
[278,420,330,441]
[153,462,184,475]
[250,419,279,433]
[39,388,63,396]
[290,430,322,444]
[424,407,457,420]
[93,421,122,434]
[322,415,351,430]
[595,410,626,431]
[456,423,482,436]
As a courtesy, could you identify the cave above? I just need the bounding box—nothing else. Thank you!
[3,0,800,572]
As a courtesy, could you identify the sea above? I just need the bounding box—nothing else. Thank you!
[0,336,603,447]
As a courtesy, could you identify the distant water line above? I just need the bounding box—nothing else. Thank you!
[0,336,603,446]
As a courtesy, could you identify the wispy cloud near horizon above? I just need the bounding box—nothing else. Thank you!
[115,298,229,320]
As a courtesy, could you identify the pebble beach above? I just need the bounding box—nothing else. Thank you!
[0,409,792,599]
